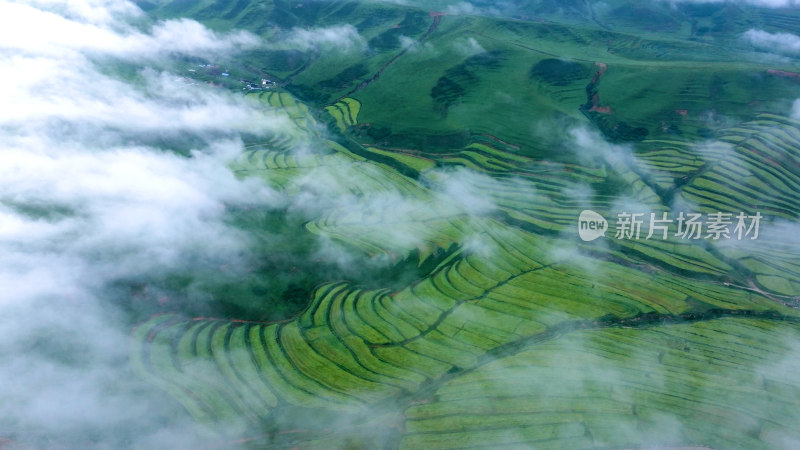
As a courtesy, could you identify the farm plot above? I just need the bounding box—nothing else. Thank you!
[326,97,361,132]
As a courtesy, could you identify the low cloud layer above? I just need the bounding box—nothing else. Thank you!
[0,1,259,59]
[0,0,284,447]
[285,24,366,52]
[744,29,800,54]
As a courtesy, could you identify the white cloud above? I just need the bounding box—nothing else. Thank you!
[744,29,800,54]
[0,62,291,134]
[278,162,504,265]
[445,1,482,15]
[285,24,365,51]
[0,141,280,281]
[398,34,416,49]
[399,35,438,56]
[428,167,499,216]
[569,126,637,168]
[453,37,486,55]
[444,1,504,16]
[24,0,143,24]
[0,2,259,59]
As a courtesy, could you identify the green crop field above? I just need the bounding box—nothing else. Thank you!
[111,0,800,448]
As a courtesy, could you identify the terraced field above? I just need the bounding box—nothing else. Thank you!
[404,318,800,449]
[326,98,361,133]
[131,86,800,447]
[130,1,800,447]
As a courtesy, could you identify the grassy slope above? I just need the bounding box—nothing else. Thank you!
[146,0,800,153]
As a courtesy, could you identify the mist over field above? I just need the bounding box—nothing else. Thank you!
[0,1,280,446]
[3,0,800,449]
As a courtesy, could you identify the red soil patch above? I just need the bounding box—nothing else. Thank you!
[588,91,612,114]
[767,69,800,80]
[430,11,447,17]
[675,109,688,117]
[583,62,612,114]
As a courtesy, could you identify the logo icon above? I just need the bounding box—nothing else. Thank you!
[578,210,608,241]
